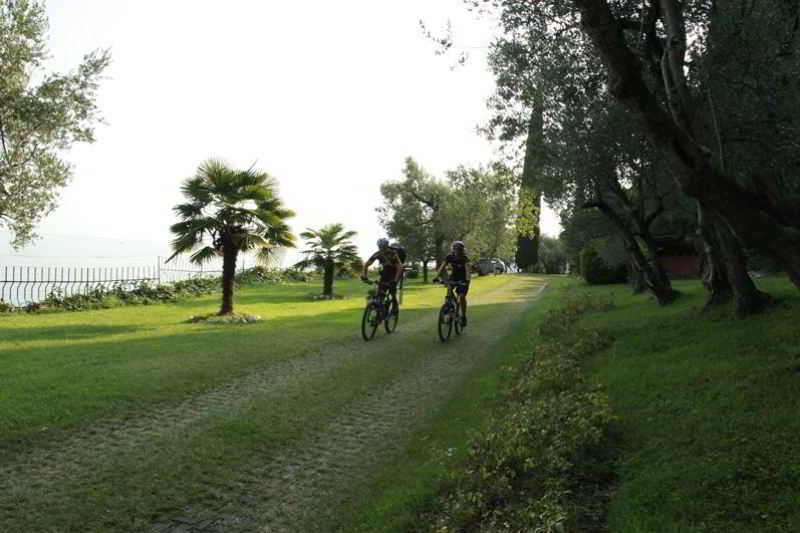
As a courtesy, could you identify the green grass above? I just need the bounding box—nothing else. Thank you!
[321,275,800,533]
[0,274,530,532]
[0,277,448,441]
[575,276,800,532]
[7,273,794,531]
[319,275,574,532]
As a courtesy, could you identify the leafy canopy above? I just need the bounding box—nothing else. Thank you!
[294,223,359,271]
[168,159,295,265]
[0,0,110,247]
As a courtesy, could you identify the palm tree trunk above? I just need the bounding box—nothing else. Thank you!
[323,260,334,297]
[220,245,238,315]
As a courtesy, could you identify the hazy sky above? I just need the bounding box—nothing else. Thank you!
[18,0,559,264]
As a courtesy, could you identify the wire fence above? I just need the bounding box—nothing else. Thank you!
[0,256,249,308]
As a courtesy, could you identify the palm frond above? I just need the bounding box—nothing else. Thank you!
[173,202,205,220]
[180,176,212,204]
[231,232,271,251]
[189,246,219,265]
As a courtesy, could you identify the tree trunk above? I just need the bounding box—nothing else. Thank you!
[219,244,238,315]
[434,236,446,269]
[422,260,429,283]
[712,217,772,317]
[698,207,770,316]
[591,201,679,305]
[573,1,800,290]
[698,204,733,308]
[629,259,646,294]
[323,260,334,297]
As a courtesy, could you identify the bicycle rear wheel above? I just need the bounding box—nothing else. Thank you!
[384,300,398,333]
[362,303,379,341]
[438,304,453,342]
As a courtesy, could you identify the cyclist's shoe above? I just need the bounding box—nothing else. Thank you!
[433,277,440,284]
[461,315,467,327]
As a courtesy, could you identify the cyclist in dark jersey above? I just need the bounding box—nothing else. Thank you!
[362,238,403,313]
[434,240,471,327]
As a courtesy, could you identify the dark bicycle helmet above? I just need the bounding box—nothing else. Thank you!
[451,240,465,251]
[377,238,390,249]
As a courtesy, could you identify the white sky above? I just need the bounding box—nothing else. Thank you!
[23,0,559,265]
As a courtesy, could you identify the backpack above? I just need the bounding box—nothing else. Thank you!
[391,245,407,263]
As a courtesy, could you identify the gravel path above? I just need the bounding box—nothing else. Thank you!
[0,277,546,532]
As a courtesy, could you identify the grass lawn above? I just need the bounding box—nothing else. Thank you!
[5,273,794,532]
[321,275,574,532]
[0,276,450,441]
[577,276,800,532]
[325,275,800,533]
[0,274,543,532]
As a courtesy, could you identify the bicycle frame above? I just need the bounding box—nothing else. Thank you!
[362,279,399,340]
[438,280,466,342]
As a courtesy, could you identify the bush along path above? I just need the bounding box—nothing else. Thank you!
[0,275,546,533]
[415,290,618,532]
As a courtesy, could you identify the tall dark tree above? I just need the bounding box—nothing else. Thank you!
[515,106,544,272]
[168,159,295,315]
[568,0,800,311]
[467,1,799,315]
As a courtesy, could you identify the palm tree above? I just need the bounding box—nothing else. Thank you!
[294,223,359,298]
[168,159,295,315]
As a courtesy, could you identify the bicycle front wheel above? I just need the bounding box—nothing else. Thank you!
[362,303,379,341]
[384,301,399,333]
[438,304,453,342]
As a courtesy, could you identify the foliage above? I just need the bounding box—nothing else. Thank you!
[1,267,301,314]
[377,157,451,267]
[234,265,287,284]
[378,158,517,271]
[580,246,627,285]
[0,0,110,248]
[169,159,295,315]
[537,235,568,274]
[294,223,359,297]
[423,289,615,532]
[18,277,219,312]
[445,163,517,262]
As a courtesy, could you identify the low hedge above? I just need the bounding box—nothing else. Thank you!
[422,292,617,532]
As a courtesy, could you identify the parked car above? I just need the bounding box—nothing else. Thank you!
[474,258,507,276]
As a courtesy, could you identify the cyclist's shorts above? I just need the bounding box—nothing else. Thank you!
[455,281,470,296]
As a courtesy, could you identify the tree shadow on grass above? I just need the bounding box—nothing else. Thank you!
[0,297,537,444]
[0,324,145,344]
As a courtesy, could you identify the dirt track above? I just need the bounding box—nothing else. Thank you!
[0,276,546,532]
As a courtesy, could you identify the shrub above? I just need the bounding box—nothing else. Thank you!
[234,266,285,285]
[423,290,617,532]
[580,246,627,285]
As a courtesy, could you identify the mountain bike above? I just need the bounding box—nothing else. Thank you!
[437,280,467,342]
[361,279,399,341]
